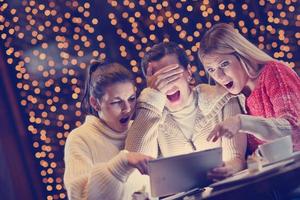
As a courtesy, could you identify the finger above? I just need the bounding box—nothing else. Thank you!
[212,167,229,174]
[227,133,234,139]
[142,162,149,175]
[156,74,182,92]
[207,172,228,181]
[208,172,231,179]
[207,125,220,142]
[135,165,145,175]
[154,67,184,81]
[154,64,181,75]
[212,125,226,142]
[212,167,234,177]
[139,161,150,175]
[212,134,220,142]
[223,131,231,138]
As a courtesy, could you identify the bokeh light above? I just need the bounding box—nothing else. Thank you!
[0,0,299,199]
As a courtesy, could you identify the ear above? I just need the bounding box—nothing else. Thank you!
[90,96,100,112]
[187,64,192,76]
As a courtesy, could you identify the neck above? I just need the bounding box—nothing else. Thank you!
[242,77,258,97]
[174,89,195,112]
[98,115,126,134]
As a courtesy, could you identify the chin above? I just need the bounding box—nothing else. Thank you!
[121,125,130,131]
[166,100,184,111]
[114,125,128,133]
[228,88,242,95]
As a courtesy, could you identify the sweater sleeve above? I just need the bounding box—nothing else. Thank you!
[125,88,166,158]
[64,135,133,200]
[221,97,247,169]
[240,62,300,150]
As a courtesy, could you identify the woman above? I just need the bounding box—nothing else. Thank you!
[64,60,152,200]
[198,23,300,153]
[125,42,247,181]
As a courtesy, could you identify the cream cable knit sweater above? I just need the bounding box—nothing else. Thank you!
[64,115,151,200]
[126,84,247,165]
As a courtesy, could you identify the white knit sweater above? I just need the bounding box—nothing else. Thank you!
[64,115,151,200]
[126,84,247,165]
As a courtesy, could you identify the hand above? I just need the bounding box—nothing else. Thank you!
[146,63,184,94]
[207,163,234,182]
[207,115,241,142]
[127,152,153,175]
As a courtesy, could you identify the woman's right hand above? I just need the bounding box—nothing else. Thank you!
[127,152,153,175]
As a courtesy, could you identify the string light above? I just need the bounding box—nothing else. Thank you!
[0,0,299,199]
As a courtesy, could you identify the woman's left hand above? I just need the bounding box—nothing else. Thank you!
[207,163,235,182]
[206,115,241,142]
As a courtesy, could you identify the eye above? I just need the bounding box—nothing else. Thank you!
[220,61,230,68]
[128,95,136,102]
[110,100,122,105]
[207,68,216,73]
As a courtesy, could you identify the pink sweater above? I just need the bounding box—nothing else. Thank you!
[245,61,300,152]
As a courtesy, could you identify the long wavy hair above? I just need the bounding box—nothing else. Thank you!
[198,23,274,79]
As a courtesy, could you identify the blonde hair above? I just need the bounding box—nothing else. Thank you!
[198,23,274,78]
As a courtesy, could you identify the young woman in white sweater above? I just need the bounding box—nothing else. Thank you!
[64,61,153,200]
[125,42,247,181]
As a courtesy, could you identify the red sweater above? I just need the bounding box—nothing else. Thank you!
[246,61,300,153]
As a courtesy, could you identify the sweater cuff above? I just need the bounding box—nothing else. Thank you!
[107,150,134,182]
[239,114,258,133]
[138,87,167,113]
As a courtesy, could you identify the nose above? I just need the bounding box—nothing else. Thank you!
[215,68,226,81]
[121,101,132,113]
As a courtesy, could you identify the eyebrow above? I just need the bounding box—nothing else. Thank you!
[111,97,122,101]
[111,94,136,100]
[218,59,228,65]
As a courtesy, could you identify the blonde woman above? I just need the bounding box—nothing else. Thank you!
[198,23,300,153]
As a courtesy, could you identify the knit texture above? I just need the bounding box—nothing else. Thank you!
[241,61,300,152]
[126,84,247,167]
[64,115,151,200]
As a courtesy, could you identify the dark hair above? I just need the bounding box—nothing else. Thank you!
[141,42,190,77]
[81,60,134,116]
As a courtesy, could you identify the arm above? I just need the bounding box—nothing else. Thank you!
[221,97,247,172]
[208,97,246,181]
[240,63,300,144]
[64,135,133,200]
[125,88,166,158]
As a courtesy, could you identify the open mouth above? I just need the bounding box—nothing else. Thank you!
[119,116,130,124]
[166,90,180,102]
[224,81,233,89]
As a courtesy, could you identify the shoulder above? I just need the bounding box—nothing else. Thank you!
[194,84,239,115]
[261,61,297,78]
[65,126,89,149]
[194,84,227,101]
[65,115,99,146]
[259,61,299,86]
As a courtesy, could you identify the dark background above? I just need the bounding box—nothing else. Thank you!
[0,0,299,199]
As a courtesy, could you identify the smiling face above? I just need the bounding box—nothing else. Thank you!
[97,81,136,133]
[149,54,191,111]
[202,53,249,95]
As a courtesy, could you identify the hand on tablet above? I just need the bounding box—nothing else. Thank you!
[127,152,153,175]
[207,163,234,182]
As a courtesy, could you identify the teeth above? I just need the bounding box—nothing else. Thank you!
[166,90,179,96]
